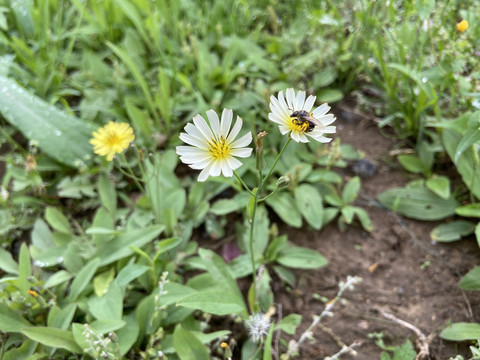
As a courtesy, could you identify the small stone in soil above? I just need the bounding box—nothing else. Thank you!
[352,158,378,177]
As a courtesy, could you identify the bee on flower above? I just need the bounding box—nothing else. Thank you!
[90,122,135,161]
[176,109,253,182]
[268,88,336,143]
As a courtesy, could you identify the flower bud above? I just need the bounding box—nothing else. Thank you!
[276,175,291,188]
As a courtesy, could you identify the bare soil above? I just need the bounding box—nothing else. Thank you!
[277,110,480,359]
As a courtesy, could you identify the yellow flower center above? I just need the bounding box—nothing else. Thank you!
[106,132,122,147]
[209,137,230,159]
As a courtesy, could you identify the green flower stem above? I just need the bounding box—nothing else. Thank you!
[248,136,292,310]
[233,171,255,196]
[117,153,145,193]
[258,187,280,203]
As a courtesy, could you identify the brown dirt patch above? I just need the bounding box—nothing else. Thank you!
[277,112,480,359]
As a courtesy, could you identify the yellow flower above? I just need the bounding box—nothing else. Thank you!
[90,122,135,161]
[457,20,469,32]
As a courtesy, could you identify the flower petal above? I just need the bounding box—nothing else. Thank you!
[230,148,252,158]
[226,116,243,143]
[220,109,233,139]
[206,110,221,138]
[303,95,316,112]
[296,91,306,110]
[312,103,331,118]
[231,132,252,148]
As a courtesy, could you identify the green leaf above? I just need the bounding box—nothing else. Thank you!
[96,225,165,266]
[98,174,117,215]
[2,339,37,360]
[18,243,31,295]
[47,304,77,330]
[210,192,250,215]
[277,246,328,269]
[456,204,480,218]
[177,290,245,315]
[392,339,417,360]
[0,303,32,332]
[263,325,274,360]
[116,264,150,288]
[44,270,73,288]
[21,327,82,353]
[459,266,480,290]
[342,176,360,204]
[67,257,101,302]
[173,325,210,360]
[454,122,480,163]
[88,281,123,320]
[0,76,92,167]
[430,221,475,242]
[426,175,450,199]
[240,205,269,257]
[93,268,116,297]
[353,207,374,232]
[117,313,140,355]
[440,322,480,341]
[0,247,18,274]
[266,192,302,228]
[30,219,53,251]
[443,128,480,199]
[294,184,324,230]
[378,185,458,220]
[198,248,245,306]
[398,155,429,174]
[45,207,72,235]
[317,88,343,103]
[276,314,302,335]
[90,319,126,333]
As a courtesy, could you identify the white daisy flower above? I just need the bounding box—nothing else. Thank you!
[176,109,253,182]
[268,88,336,143]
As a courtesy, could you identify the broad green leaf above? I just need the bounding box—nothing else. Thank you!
[430,221,475,242]
[454,120,480,163]
[198,248,245,308]
[44,270,73,288]
[158,282,197,307]
[0,76,92,167]
[240,205,269,257]
[47,304,77,330]
[96,225,165,266]
[22,327,82,353]
[177,290,245,315]
[342,176,360,204]
[210,192,250,215]
[440,322,480,341]
[88,281,123,320]
[459,266,480,290]
[90,319,126,333]
[392,339,417,360]
[57,176,96,198]
[125,97,151,138]
[173,325,209,360]
[116,264,150,288]
[317,88,343,103]
[31,218,53,251]
[353,207,374,232]
[0,303,32,332]
[456,204,480,218]
[117,313,140,355]
[294,184,324,230]
[2,339,37,360]
[277,246,328,269]
[266,192,302,228]
[18,243,31,295]
[0,247,18,274]
[93,268,115,297]
[275,314,302,335]
[98,174,117,215]
[476,223,480,248]
[67,257,101,302]
[45,207,72,235]
[415,0,435,19]
[443,129,480,199]
[378,185,458,220]
[426,175,450,199]
[398,155,429,174]
[307,169,342,184]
